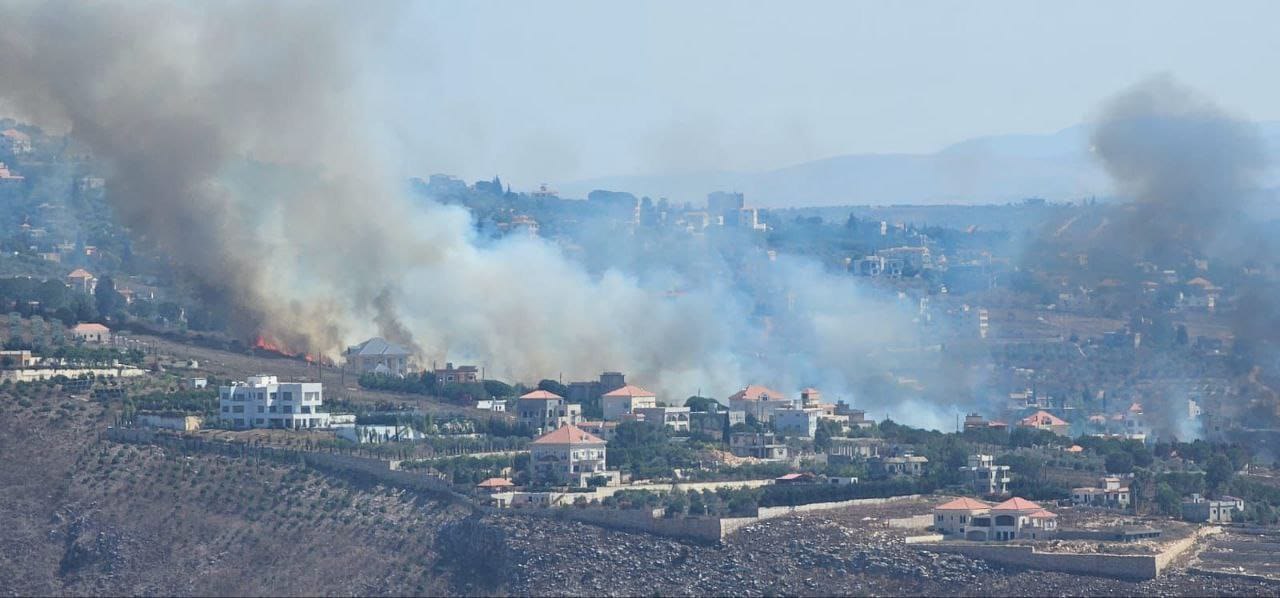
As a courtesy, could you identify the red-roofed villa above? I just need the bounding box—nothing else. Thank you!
[932,496,1058,541]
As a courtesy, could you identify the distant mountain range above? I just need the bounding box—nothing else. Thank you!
[557,123,1280,207]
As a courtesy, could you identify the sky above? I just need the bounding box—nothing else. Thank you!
[372,0,1280,189]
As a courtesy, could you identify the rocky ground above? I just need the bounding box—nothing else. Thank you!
[492,506,1280,597]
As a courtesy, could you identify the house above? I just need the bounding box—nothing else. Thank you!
[0,350,39,368]
[136,413,203,432]
[826,437,883,464]
[730,432,789,461]
[434,362,479,384]
[66,268,97,294]
[873,453,929,477]
[0,161,23,182]
[476,478,515,493]
[1181,494,1244,523]
[728,385,794,422]
[2,128,32,153]
[773,407,823,438]
[567,371,626,404]
[946,497,1058,541]
[181,377,208,390]
[336,424,424,444]
[1121,402,1149,442]
[634,405,691,432]
[475,399,507,412]
[933,497,993,535]
[601,384,658,421]
[1017,410,1070,436]
[961,454,1011,495]
[516,390,582,434]
[577,420,619,442]
[689,409,745,441]
[1072,476,1131,509]
[775,472,819,485]
[834,403,876,429]
[217,374,330,430]
[529,424,619,487]
[71,322,111,344]
[825,475,858,486]
[344,337,413,376]
[963,413,1009,432]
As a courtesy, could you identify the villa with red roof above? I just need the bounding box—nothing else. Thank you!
[728,384,795,422]
[1017,410,1070,437]
[66,268,97,294]
[516,389,582,434]
[932,496,1058,541]
[529,424,619,487]
[601,384,658,421]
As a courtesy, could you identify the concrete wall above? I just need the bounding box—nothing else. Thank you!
[1,367,145,383]
[104,427,458,498]
[887,514,935,529]
[921,544,1158,580]
[594,478,774,499]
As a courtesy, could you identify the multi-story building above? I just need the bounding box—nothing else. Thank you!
[826,437,884,464]
[601,384,658,421]
[434,362,479,384]
[344,337,413,376]
[66,268,97,294]
[728,385,794,422]
[217,375,330,430]
[689,409,746,441]
[634,406,691,432]
[567,371,627,404]
[934,497,1058,541]
[516,390,582,433]
[835,403,877,429]
[961,454,1011,496]
[730,432,789,461]
[1017,410,1070,436]
[529,424,619,487]
[873,453,929,477]
[1071,476,1131,509]
[773,407,823,438]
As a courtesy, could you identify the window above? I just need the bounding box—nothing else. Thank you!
[269,406,278,413]
[280,391,293,401]
[257,406,264,413]
[254,418,264,425]
[232,405,244,413]
[283,405,293,414]
[221,406,229,413]
[270,392,277,400]
[301,406,311,414]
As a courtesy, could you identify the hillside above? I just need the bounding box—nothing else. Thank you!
[557,123,1280,207]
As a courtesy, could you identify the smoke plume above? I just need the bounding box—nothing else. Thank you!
[0,1,947,420]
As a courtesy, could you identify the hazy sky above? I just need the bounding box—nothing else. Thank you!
[375,0,1280,188]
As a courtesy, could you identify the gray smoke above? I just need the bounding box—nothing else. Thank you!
[1091,75,1267,260]
[0,1,416,353]
[0,1,946,423]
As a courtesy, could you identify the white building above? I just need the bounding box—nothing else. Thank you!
[218,375,330,430]
[773,407,823,438]
[601,384,658,421]
[516,390,582,433]
[940,497,1058,541]
[1071,476,1131,509]
[71,322,110,343]
[344,337,413,376]
[961,454,1011,495]
[634,406,691,432]
[529,424,619,487]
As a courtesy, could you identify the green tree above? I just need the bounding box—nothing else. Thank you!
[536,379,569,397]
[1205,454,1235,494]
[1105,452,1134,475]
[684,395,720,412]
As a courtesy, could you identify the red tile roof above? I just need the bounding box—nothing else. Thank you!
[67,268,94,279]
[72,323,110,333]
[531,424,605,445]
[476,477,514,488]
[934,497,992,511]
[602,384,655,398]
[1029,509,1058,519]
[519,390,563,400]
[1019,410,1067,427]
[728,384,787,402]
[992,497,1043,511]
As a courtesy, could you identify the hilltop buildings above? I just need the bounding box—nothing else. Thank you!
[602,384,657,421]
[961,454,1011,496]
[517,390,582,434]
[728,385,794,422]
[529,424,619,487]
[71,322,110,343]
[344,337,413,376]
[218,375,331,430]
[434,362,479,384]
[933,497,1058,541]
[1071,476,1131,509]
[1017,410,1070,436]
